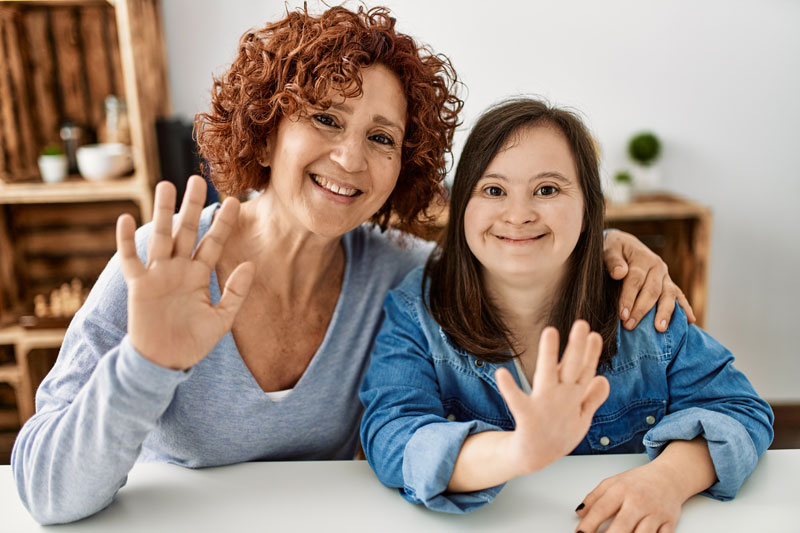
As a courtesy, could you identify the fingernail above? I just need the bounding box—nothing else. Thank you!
[575,502,585,512]
[625,318,636,329]
[613,266,624,277]
[621,307,629,320]
[660,319,667,330]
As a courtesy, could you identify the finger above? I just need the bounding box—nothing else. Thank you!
[634,516,663,533]
[577,491,624,533]
[617,263,646,325]
[496,367,528,417]
[653,279,676,333]
[578,331,603,384]
[603,230,629,280]
[605,504,645,533]
[581,376,609,419]
[576,477,612,517]
[559,320,589,383]
[532,327,559,391]
[626,268,664,330]
[146,181,177,265]
[675,286,696,324]
[657,522,675,533]
[193,197,241,270]
[215,261,255,327]
[116,214,145,280]
[172,175,209,257]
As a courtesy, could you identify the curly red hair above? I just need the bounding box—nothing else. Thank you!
[195,5,463,233]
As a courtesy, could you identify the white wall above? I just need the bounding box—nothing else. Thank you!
[161,0,800,401]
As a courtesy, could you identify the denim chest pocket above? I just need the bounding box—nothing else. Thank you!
[586,399,666,453]
[440,397,514,430]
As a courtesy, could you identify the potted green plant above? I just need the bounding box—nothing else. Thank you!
[38,143,68,183]
[607,170,634,204]
[627,131,662,192]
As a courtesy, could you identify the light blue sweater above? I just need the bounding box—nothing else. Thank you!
[11,203,432,524]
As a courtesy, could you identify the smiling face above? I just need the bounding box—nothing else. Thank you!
[463,124,585,288]
[262,63,407,237]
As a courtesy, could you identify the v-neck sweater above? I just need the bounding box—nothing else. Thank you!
[12,203,432,525]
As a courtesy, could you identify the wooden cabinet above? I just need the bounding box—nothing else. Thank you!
[605,193,712,327]
[0,0,169,425]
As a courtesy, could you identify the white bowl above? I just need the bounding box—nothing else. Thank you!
[76,143,134,180]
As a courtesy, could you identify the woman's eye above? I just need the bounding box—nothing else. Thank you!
[484,186,504,197]
[535,185,559,197]
[313,113,338,128]
[370,133,395,146]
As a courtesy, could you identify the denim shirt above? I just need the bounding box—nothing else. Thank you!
[359,267,774,514]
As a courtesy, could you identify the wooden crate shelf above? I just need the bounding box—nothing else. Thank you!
[0,0,169,425]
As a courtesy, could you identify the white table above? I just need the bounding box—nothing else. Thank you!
[2,450,797,532]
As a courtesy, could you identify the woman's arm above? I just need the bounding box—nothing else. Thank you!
[575,437,716,533]
[574,308,773,532]
[11,264,192,524]
[447,322,609,493]
[603,229,695,331]
[12,177,253,524]
[360,283,509,513]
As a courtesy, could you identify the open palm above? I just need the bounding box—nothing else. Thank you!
[116,176,254,370]
[496,320,610,474]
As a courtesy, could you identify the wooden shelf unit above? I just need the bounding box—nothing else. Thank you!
[605,193,712,327]
[0,0,169,426]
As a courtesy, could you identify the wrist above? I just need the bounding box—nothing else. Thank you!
[504,431,549,477]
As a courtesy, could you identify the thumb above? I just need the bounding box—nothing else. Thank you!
[581,376,610,419]
[216,261,255,326]
[496,367,527,418]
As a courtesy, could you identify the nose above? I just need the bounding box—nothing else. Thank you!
[503,194,537,226]
[330,135,368,174]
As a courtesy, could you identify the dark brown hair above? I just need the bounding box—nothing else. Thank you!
[195,5,462,233]
[424,97,620,364]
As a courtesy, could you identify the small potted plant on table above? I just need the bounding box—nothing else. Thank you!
[38,143,68,184]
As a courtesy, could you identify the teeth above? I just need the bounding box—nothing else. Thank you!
[313,174,358,197]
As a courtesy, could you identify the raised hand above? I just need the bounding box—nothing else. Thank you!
[116,176,255,370]
[496,320,610,475]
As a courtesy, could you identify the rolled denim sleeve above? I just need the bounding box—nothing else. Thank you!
[360,288,503,513]
[642,312,774,501]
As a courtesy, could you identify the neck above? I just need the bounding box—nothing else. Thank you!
[483,268,565,365]
[223,193,345,305]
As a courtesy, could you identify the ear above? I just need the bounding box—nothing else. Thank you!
[256,143,271,168]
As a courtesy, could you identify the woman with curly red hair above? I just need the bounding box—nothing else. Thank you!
[12,5,690,525]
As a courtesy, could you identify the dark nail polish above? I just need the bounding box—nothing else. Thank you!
[577,531,586,533]
[575,502,585,512]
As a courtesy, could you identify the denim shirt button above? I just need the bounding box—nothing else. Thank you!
[475,359,485,368]
[446,414,457,422]
[599,436,610,446]
[645,415,656,425]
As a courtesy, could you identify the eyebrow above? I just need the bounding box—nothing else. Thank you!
[328,104,405,135]
[480,171,571,184]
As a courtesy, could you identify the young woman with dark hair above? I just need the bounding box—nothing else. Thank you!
[360,98,773,532]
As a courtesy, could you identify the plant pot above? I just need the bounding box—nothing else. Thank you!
[37,154,68,183]
[632,164,661,193]
[607,181,633,204]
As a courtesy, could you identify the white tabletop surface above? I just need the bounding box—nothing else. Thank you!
[2,450,797,532]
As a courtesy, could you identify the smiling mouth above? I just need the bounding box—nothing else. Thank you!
[311,174,362,197]
[495,234,546,243]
